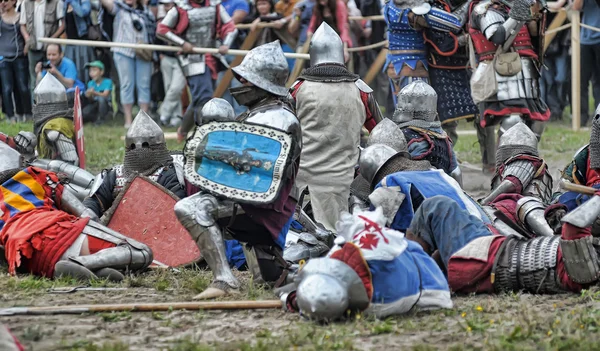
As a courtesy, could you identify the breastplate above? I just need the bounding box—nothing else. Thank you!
[185,6,217,49]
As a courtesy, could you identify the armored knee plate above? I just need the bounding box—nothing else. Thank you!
[516,197,555,237]
[499,115,525,136]
[560,236,600,284]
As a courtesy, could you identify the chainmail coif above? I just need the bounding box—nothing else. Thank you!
[123,144,173,177]
[371,154,432,189]
[299,64,359,83]
[495,145,539,169]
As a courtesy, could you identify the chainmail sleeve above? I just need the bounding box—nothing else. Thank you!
[83,170,117,217]
[157,166,186,199]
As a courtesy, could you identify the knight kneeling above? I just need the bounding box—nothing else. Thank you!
[175,41,302,299]
[0,144,152,281]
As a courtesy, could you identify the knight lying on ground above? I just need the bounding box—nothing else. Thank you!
[0,143,152,281]
[480,122,552,205]
[407,193,600,294]
[390,80,462,185]
[84,110,186,218]
[175,41,301,299]
[280,206,452,321]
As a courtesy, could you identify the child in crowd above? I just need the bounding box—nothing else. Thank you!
[82,61,113,125]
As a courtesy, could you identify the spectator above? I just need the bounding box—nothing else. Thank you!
[63,0,96,85]
[82,60,112,124]
[250,0,294,46]
[307,0,351,61]
[19,0,65,91]
[220,0,248,24]
[573,0,600,126]
[288,0,315,50]
[35,43,85,98]
[156,0,184,126]
[100,0,156,128]
[275,0,298,17]
[0,0,32,122]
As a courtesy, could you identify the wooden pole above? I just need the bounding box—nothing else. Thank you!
[213,29,262,98]
[571,10,581,131]
[286,36,311,87]
[559,179,596,195]
[363,48,388,86]
[38,37,310,60]
[543,9,568,53]
[0,300,283,316]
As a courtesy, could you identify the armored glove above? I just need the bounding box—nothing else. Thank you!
[544,203,567,234]
[509,0,533,22]
[14,132,37,155]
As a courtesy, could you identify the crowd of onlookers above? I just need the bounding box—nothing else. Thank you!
[0,0,599,128]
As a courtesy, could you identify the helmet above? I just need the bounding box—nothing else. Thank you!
[367,118,408,152]
[232,41,289,97]
[0,142,22,173]
[295,257,370,321]
[32,74,69,122]
[497,122,538,149]
[201,98,236,124]
[309,22,345,67]
[359,144,398,185]
[125,110,166,149]
[590,103,600,169]
[391,80,439,128]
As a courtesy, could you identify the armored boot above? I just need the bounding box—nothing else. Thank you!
[174,193,241,299]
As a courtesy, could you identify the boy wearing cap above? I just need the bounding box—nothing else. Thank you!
[83,61,113,125]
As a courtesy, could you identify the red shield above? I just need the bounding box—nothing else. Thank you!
[105,176,201,267]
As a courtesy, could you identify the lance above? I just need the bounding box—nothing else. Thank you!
[558,179,597,196]
[38,38,310,60]
[0,300,283,316]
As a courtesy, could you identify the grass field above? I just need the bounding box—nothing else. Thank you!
[0,119,599,351]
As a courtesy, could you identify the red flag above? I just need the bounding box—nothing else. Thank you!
[73,87,86,169]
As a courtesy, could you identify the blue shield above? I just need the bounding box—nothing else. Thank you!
[184,122,293,204]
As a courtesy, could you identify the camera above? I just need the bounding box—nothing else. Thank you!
[132,18,143,32]
[41,61,52,70]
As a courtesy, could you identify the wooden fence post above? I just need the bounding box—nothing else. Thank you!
[543,9,568,53]
[286,37,311,87]
[571,10,581,131]
[363,48,387,86]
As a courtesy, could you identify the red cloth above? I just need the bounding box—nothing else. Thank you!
[1,208,89,277]
[156,0,236,80]
[585,153,600,187]
[307,0,353,48]
[330,242,373,300]
[87,236,117,254]
[489,193,523,223]
[359,91,376,132]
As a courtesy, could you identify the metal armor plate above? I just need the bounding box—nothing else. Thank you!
[104,176,201,267]
[184,121,293,205]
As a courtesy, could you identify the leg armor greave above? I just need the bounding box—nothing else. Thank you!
[174,193,241,290]
[516,197,555,237]
[70,245,153,272]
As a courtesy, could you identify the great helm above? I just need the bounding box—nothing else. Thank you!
[309,22,345,67]
[125,110,166,149]
[497,122,538,150]
[391,80,439,128]
[201,98,236,124]
[591,103,600,169]
[367,118,408,152]
[232,40,289,97]
[32,74,69,121]
[0,142,23,173]
[295,257,370,321]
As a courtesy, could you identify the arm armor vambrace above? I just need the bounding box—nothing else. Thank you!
[502,159,536,189]
[47,132,79,166]
[560,236,600,284]
[424,7,463,32]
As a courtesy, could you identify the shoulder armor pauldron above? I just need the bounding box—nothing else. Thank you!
[354,79,373,93]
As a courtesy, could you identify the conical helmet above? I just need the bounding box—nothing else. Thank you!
[309,22,345,67]
[497,122,538,149]
[391,80,439,127]
[125,110,165,149]
[232,41,289,97]
[32,74,69,121]
[590,104,600,169]
[201,98,236,124]
[367,118,408,152]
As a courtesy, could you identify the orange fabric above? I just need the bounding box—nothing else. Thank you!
[0,208,88,277]
[87,236,116,254]
[330,242,373,300]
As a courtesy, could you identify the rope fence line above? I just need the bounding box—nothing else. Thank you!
[545,23,572,35]
[580,23,600,33]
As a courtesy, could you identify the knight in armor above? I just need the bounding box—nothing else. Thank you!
[0,143,152,281]
[424,0,479,143]
[83,110,186,218]
[289,23,383,232]
[156,0,237,142]
[480,122,552,206]
[3,74,79,165]
[468,0,550,171]
[383,0,462,100]
[407,192,600,295]
[391,80,462,185]
[174,42,302,299]
[280,206,452,321]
